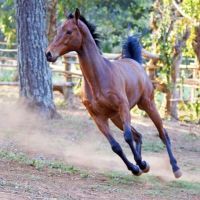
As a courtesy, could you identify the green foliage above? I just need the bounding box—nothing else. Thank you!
[178,100,200,122]
[0,0,15,43]
[58,0,153,52]
[150,1,174,85]
[0,0,153,51]
[177,0,200,57]
[149,0,200,84]
[181,0,200,21]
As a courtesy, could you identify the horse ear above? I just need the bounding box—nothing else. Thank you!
[75,8,80,24]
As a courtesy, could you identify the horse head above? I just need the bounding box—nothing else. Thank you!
[46,8,82,62]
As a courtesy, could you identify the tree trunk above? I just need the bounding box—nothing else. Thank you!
[192,25,200,77]
[150,0,172,116]
[16,0,57,118]
[170,28,190,120]
[47,0,57,42]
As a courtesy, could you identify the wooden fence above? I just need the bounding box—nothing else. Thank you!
[0,45,199,115]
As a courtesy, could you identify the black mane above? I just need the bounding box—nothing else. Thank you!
[68,13,101,49]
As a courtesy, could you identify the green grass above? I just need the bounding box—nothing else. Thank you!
[167,180,200,194]
[185,133,200,141]
[0,150,82,174]
[0,69,16,82]
[103,171,140,184]
[1,150,200,198]
[143,139,165,153]
[103,170,161,186]
[103,170,200,197]
[48,161,80,174]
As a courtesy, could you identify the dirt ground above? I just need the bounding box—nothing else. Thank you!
[0,86,200,200]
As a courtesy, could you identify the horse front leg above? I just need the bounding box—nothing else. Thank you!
[92,115,142,176]
[111,115,147,171]
[119,102,150,173]
[131,127,143,162]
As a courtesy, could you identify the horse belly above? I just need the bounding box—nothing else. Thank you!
[125,78,143,108]
[127,76,153,109]
[128,93,142,109]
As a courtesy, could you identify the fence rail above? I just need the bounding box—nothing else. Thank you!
[0,48,199,105]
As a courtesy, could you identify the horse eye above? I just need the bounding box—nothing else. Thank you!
[66,30,72,35]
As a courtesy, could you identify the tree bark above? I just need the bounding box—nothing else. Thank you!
[150,0,172,116]
[192,25,200,124]
[192,25,200,75]
[47,0,57,42]
[170,28,190,120]
[16,0,57,118]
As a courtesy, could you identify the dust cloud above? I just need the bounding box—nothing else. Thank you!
[0,102,123,170]
[0,102,197,182]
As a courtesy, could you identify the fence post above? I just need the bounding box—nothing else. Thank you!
[63,55,74,107]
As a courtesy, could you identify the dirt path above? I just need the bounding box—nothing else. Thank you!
[1,158,200,200]
[0,87,200,199]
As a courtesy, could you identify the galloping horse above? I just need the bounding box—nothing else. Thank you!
[46,9,182,178]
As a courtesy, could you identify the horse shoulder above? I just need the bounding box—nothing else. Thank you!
[81,79,93,105]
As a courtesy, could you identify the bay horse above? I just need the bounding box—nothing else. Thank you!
[46,9,182,178]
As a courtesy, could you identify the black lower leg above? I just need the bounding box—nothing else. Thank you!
[107,135,141,175]
[131,127,142,156]
[163,129,180,173]
[124,126,147,170]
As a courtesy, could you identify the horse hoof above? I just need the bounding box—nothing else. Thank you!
[142,162,150,173]
[174,169,182,178]
[132,166,143,176]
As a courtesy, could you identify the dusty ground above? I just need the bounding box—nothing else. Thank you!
[0,86,200,200]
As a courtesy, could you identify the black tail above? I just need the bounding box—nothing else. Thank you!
[122,36,142,64]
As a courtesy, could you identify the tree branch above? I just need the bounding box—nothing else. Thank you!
[172,0,196,24]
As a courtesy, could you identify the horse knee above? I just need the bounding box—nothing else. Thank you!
[137,134,143,144]
[132,129,142,144]
[164,129,171,145]
[111,141,122,154]
[124,129,133,143]
[159,129,171,146]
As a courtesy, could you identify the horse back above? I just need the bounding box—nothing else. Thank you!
[112,58,154,107]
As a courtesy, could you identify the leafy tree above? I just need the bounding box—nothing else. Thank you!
[57,0,153,52]
[0,0,15,44]
[150,0,200,121]
[1,0,153,52]
[0,0,153,52]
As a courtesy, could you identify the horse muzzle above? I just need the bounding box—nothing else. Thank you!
[45,51,58,62]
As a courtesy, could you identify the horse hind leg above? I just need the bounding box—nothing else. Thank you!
[111,114,150,173]
[138,98,182,178]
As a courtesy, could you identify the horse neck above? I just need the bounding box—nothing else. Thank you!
[77,34,108,95]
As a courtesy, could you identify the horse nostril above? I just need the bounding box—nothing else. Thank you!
[46,51,52,60]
